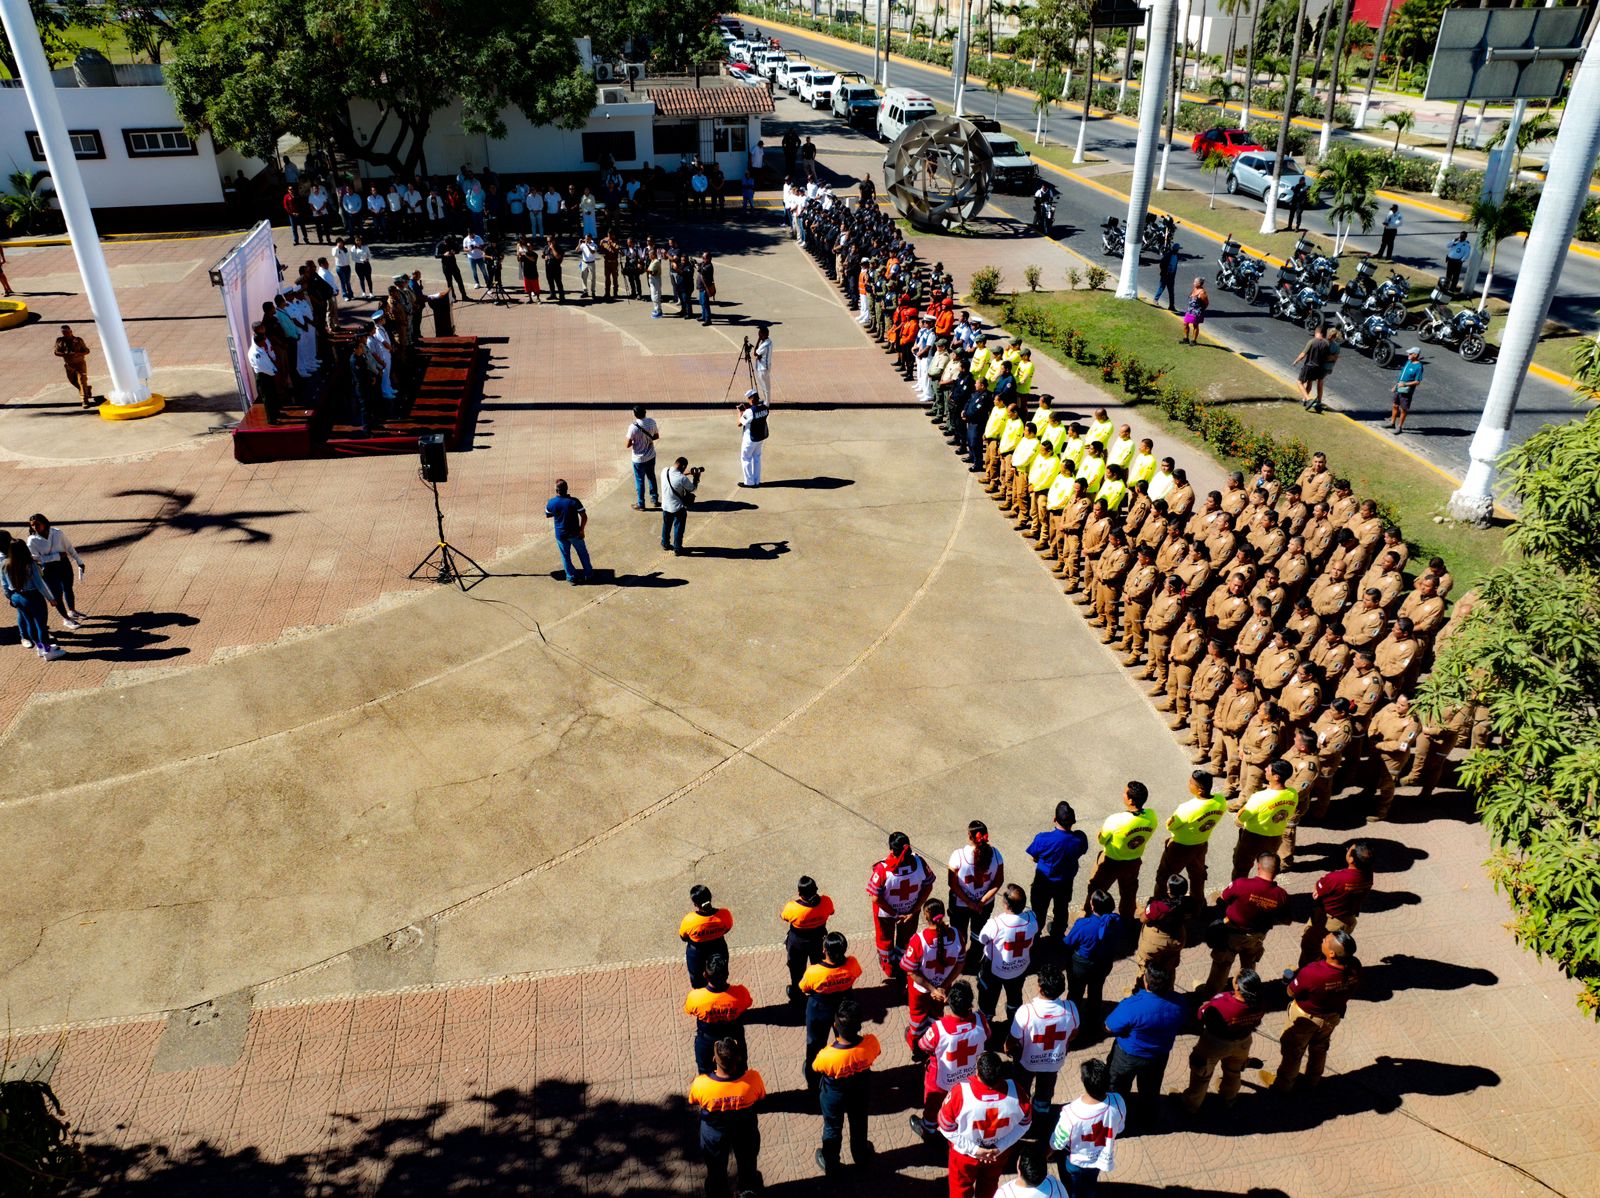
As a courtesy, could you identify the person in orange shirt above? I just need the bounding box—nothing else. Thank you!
[679,884,733,988]
[813,999,881,1176]
[685,955,753,1075]
[689,1037,766,1198]
[781,876,835,1004]
[800,931,863,1094]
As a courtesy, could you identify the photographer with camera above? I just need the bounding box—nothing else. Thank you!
[661,456,703,555]
[738,388,770,489]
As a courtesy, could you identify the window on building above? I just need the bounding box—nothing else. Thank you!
[713,119,747,154]
[123,128,197,157]
[581,131,637,165]
[652,121,699,158]
[26,129,104,161]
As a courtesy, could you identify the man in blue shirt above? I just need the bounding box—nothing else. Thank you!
[1027,801,1090,939]
[1063,889,1128,1037]
[1388,348,1424,435]
[544,479,593,585]
[1102,964,1186,1129]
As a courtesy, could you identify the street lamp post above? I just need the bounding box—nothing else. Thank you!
[1,0,163,417]
[1118,0,1177,298]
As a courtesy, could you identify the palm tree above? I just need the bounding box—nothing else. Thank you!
[1487,110,1560,176]
[1208,77,1242,125]
[1381,109,1415,154]
[1311,147,1377,254]
[1,170,53,236]
[1217,0,1249,84]
[1188,0,1210,90]
[1469,194,1533,313]
[986,73,1008,118]
[1034,89,1054,143]
[1258,52,1286,89]
[927,0,943,48]
[1201,148,1229,207]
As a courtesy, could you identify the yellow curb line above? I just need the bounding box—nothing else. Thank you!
[4,228,256,248]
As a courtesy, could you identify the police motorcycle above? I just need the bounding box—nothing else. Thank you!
[1416,281,1489,361]
[1033,182,1059,235]
[1101,215,1126,256]
[1330,292,1399,368]
[1269,262,1326,330]
[1216,236,1266,304]
[1142,212,1177,254]
[1343,258,1411,329]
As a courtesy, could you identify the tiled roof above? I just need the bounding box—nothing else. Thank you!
[649,85,774,118]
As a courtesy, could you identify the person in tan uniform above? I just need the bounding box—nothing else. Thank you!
[1307,566,1352,619]
[1232,597,1275,673]
[1308,625,1352,688]
[53,325,95,408]
[1302,503,1337,566]
[1166,471,1196,521]
[1176,540,1212,596]
[1249,566,1287,620]
[1404,700,1470,796]
[1276,536,1312,597]
[1135,500,1171,556]
[1183,639,1232,754]
[1340,589,1388,651]
[1295,453,1334,507]
[1212,669,1261,794]
[1219,472,1249,518]
[1283,597,1321,652]
[1155,517,1187,573]
[1118,547,1160,663]
[1346,501,1385,564]
[1238,488,1272,537]
[1248,511,1287,569]
[1397,574,1447,641]
[1162,609,1207,720]
[1359,552,1406,611]
[1050,482,1093,577]
[1279,660,1323,728]
[1377,526,1410,571]
[1308,698,1356,822]
[1141,575,1186,687]
[1277,484,1310,537]
[1121,484,1153,540]
[1327,480,1359,529]
[1205,514,1239,570]
[1255,630,1300,696]
[1072,500,1112,599]
[1251,461,1282,507]
[1324,529,1364,582]
[1419,556,1453,600]
[1367,695,1421,822]
[1373,618,1421,697]
[1218,545,1260,594]
[1279,727,1321,865]
[1090,530,1134,640]
[1236,702,1285,800]
[1206,572,1250,645]
[1335,650,1387,727]
[1186,491,1223,542]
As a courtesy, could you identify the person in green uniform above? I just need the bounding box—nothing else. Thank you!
[1153,770,1228,900]
[1228,760,1299,880]
[1081,782,1158,920]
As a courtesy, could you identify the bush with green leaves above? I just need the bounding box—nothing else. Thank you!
[969,266,1004,304]
[1437,166,1488,204]
[1579,196,1600,244]
[1084,265,1108,291]
[1024,264,1042,292]
[1248,122,1310,157]
[1420,402,1600,1019]
[1066,267,1082,290]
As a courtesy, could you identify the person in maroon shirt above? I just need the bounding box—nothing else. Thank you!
[1200,853,1289,995]
[1272,929,1361,1092]
[1180,967,1265,1112]
[282,186,307,246]
[1299,841,1374,965]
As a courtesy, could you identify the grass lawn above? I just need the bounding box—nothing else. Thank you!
[976,288,1511,588]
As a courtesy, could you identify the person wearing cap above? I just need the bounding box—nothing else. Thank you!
[1389,348,1424,434]
[914,312,938,402]
[737,388,769,488]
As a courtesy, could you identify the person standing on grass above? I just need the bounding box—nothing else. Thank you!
[1388,348,1424,434]
[626,406,661,509]
[544,480,593,586]
[1180,278,1208,346]
[26,514,85,628]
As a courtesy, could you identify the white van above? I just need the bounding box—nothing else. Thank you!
[876,87,937,142]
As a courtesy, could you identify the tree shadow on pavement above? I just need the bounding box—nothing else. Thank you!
[72,491,299,552]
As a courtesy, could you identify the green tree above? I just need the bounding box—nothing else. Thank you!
[0,0,98,75]
[1469,192,1534,313]
[1486,109,1560,176]
[1310,145,1377,253]
[1,170,54,235]
[1383,0,1447,68]
[165,0,605,177]
[1207,76,1242,125]
[1201,147,1229,208]
[1420,398,1600,1019]
[1381,108,1415,153]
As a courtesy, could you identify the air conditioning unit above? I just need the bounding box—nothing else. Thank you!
[601,87,627,105]
[624,63,646,85]
[594,63,616,82]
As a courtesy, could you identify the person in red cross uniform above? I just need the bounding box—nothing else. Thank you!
[938,1050,1032,1198]
[912,979,988,1141]
[867,830,936,982]
[976,885,1038,1037]
[947,820,1005,971]
[902,898,966,1057]
[1006,963,1079,1118]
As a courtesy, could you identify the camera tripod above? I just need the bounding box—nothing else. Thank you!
[475,265,516,306]
[722,336,758,402]
[408,476,488,591]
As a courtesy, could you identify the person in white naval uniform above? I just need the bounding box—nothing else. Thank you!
[738,389,769,488]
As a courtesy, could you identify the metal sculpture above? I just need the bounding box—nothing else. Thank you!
[883,115,993,231]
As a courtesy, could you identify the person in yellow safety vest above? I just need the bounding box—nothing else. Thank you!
[1106,424,1135,470]
[1015,348,1035,396]
[1096,463,1129,513]
[1041,466,1081,550]
[1081,780,1158,919]
[1029,395,1054,432]
[982,397,1014,486]
[1154,768,1229,900]
[1024,438,1061,534]
[1040,411,1068,455]
[1128,439,1158,487]
[1230,760,1299,880]
[1086,409,1114,454]
[1148,456,1178,503]
[1059,424,1086,472]
[1005,425,1041,516]
[986,342,1013,385]
[1075,441,1107,494]
[970,338,994,382]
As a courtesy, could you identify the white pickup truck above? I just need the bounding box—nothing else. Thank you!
[799,69,839,109]
[777,61,814,93]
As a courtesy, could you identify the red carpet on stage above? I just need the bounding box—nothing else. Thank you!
[233,336,483,464]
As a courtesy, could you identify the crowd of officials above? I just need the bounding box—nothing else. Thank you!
[667,188,1486,1198]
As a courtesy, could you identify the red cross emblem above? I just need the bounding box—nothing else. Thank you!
[1031,1022,1068,1053]
[888,872,920,904]
[945,1037,979,1070]
[972,1106,1011,1142]
[1004,929,1032,955]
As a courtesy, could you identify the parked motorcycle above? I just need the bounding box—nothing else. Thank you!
[1344,258,1410,328]
[1417,287,1489,361]
[1101,217,1126,256]
[1216,237,1265,304]
[1270,268,1325,330]
[1332,296,1398,367]
[1141,213,1177,254]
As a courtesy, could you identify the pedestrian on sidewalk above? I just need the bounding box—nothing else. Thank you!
[4,540,64,659]
[1389,347,1424,433]
[689,1038,765,1198]
[1443,232,1472,292]
[812,999,880,1176]
[544,479,593,584]
[52,324,94,408]
[661,457,702,554]
[25,514,85,627]
[542,236,566,303]
[1152,242,1180,312]
[752,324,774,404]
[696,252,717,325]
[626,406,661,509]
[577,234,598,299]
[648,247,669,317]
[737,389,769,488]
[1378,204,1402,259]
[1181,279,1208,346]
[0,244,14,296]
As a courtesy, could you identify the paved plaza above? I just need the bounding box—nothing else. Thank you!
[2,140,1598,1195]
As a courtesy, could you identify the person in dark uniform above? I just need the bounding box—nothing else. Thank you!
[688,1038,765,1198]
[798,932,863,1094]
[812,999,880,1176]
[1287,177,1309,231]
[678,884,733,988]
[780,876,835,1003]
[684,954,753,1075]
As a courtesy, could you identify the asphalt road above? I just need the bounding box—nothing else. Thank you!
[758,23,1583,480]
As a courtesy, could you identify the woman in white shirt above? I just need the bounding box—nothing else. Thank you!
[1048,1058,1126,1193]
[350,236,373,299]
[26,514,85,626]
[331,239,353,300]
